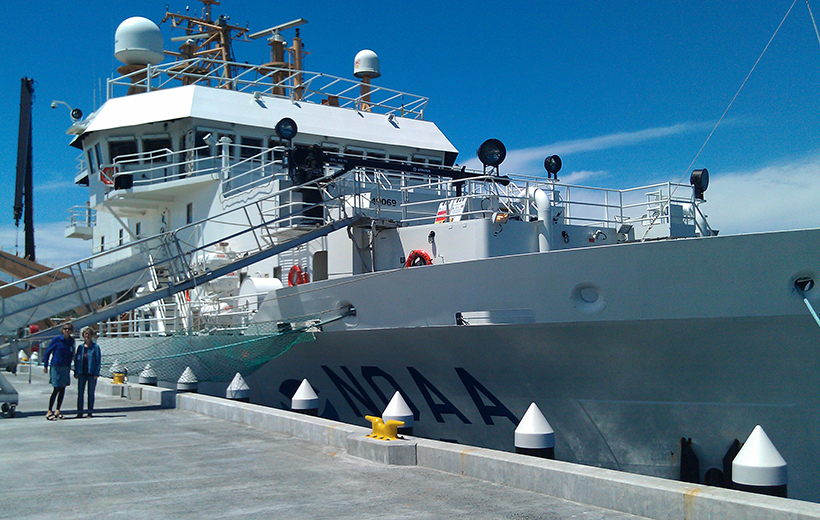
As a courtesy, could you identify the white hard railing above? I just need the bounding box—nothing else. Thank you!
[67,205,96,227]
[102,141,704,233]
[107,58,428,119]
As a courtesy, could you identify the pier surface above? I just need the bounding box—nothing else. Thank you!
[2,367,819,520]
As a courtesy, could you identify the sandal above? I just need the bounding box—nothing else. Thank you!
[46,411,54,420]
[55,411,65,420]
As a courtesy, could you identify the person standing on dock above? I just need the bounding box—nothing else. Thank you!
[74,327,101,418]
[43,322,75,420]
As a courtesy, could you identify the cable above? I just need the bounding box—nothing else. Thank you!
[641,0,799,240]
[807,0,820,49]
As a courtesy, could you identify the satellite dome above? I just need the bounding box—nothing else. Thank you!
[354,49,380,79]
[114,17,164,66]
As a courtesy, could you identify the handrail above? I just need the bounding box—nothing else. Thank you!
[107,58,429,119]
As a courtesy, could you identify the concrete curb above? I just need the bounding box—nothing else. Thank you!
[99,379,820,520]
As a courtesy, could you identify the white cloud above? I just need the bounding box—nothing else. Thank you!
[462,121,714,173]
[705,154,820,234]
[561,170,609,185]
[0,221,90,271]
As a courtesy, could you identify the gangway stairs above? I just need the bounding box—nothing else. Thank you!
[0,148,458,379]
[0,167,369,349]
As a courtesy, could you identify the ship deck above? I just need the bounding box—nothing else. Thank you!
[2,367,818,519]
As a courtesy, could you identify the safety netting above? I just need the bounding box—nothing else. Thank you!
[98,318,318,383]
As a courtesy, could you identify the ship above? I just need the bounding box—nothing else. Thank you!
[3,0,819,502]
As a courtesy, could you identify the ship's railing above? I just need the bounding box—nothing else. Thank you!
[99,296,252,338]
[66,205,96,228]
[102,139,704,236]
[390,172,700,232]
[107,58,428,119]
[105,141,288,196]
[106,145,219,187]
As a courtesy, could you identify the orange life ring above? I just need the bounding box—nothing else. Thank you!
[288,265,302,287]
[100,166,118,186]
[405,249,433,267]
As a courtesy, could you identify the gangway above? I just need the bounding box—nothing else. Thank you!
[0,158,372,351]
[0,145,469,346]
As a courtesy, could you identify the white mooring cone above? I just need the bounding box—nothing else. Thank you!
[226,373,250,402]
[515,402,555,459]
[291,379,319,416]
[732,425,788,498]
[382,391,414,435]
[138,363,157,386]
[177,366,198,393]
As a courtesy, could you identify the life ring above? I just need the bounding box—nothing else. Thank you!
[288,265,310,286]
[100,166,118,186]
[405,249,433,267]
[288,265,302,287]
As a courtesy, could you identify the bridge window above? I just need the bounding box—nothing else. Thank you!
[142,135,172,162]
[268,138,285,163]
[108,137,137,163]
[240,136,263,159]
[86,142,103,173]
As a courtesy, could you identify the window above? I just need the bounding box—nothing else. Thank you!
[186,202,193,224]
[86,149,97,173]
[240,136,263,159]
[108,137,137,163]
[135,222,142,238]
[86,142,103,173]
[118,229,123,246]
[142,135,172,162]
[100,235,105,252]
[268,138,285,163]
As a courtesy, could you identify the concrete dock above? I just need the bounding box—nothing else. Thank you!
[2,367,819,520]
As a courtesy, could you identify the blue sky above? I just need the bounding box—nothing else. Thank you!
[1,0,819,267]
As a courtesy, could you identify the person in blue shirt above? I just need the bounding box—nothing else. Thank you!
[74,326,102,418]
[43,322,75,420]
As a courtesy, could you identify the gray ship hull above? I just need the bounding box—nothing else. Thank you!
[244,228,820,501]
[246,314,819,500]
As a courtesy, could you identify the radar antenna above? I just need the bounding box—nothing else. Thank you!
[249,19,309,98]
[161,0,250,86]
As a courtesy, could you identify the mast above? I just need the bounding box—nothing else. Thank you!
[162,0,249,87]
[13,77,35,262]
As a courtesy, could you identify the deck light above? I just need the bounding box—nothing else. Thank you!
[477,139,506,168]
[275,117,298,141]
[544,155,562,179]
[690,169,709,200]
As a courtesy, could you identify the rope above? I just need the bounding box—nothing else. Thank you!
[807,0,820,49]
[641,0,799,240]
[803,297,820,329]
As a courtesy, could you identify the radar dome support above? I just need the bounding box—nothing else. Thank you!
[354,49,380,112]
[114,17,164,96]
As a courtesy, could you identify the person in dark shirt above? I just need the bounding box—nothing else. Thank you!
[74,327,102,418]
[43,322,75,420]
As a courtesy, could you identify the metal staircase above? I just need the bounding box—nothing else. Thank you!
[0,173,365,345]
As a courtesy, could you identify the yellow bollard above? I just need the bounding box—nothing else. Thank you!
[112,372,126,384]
[364,415,405,441]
